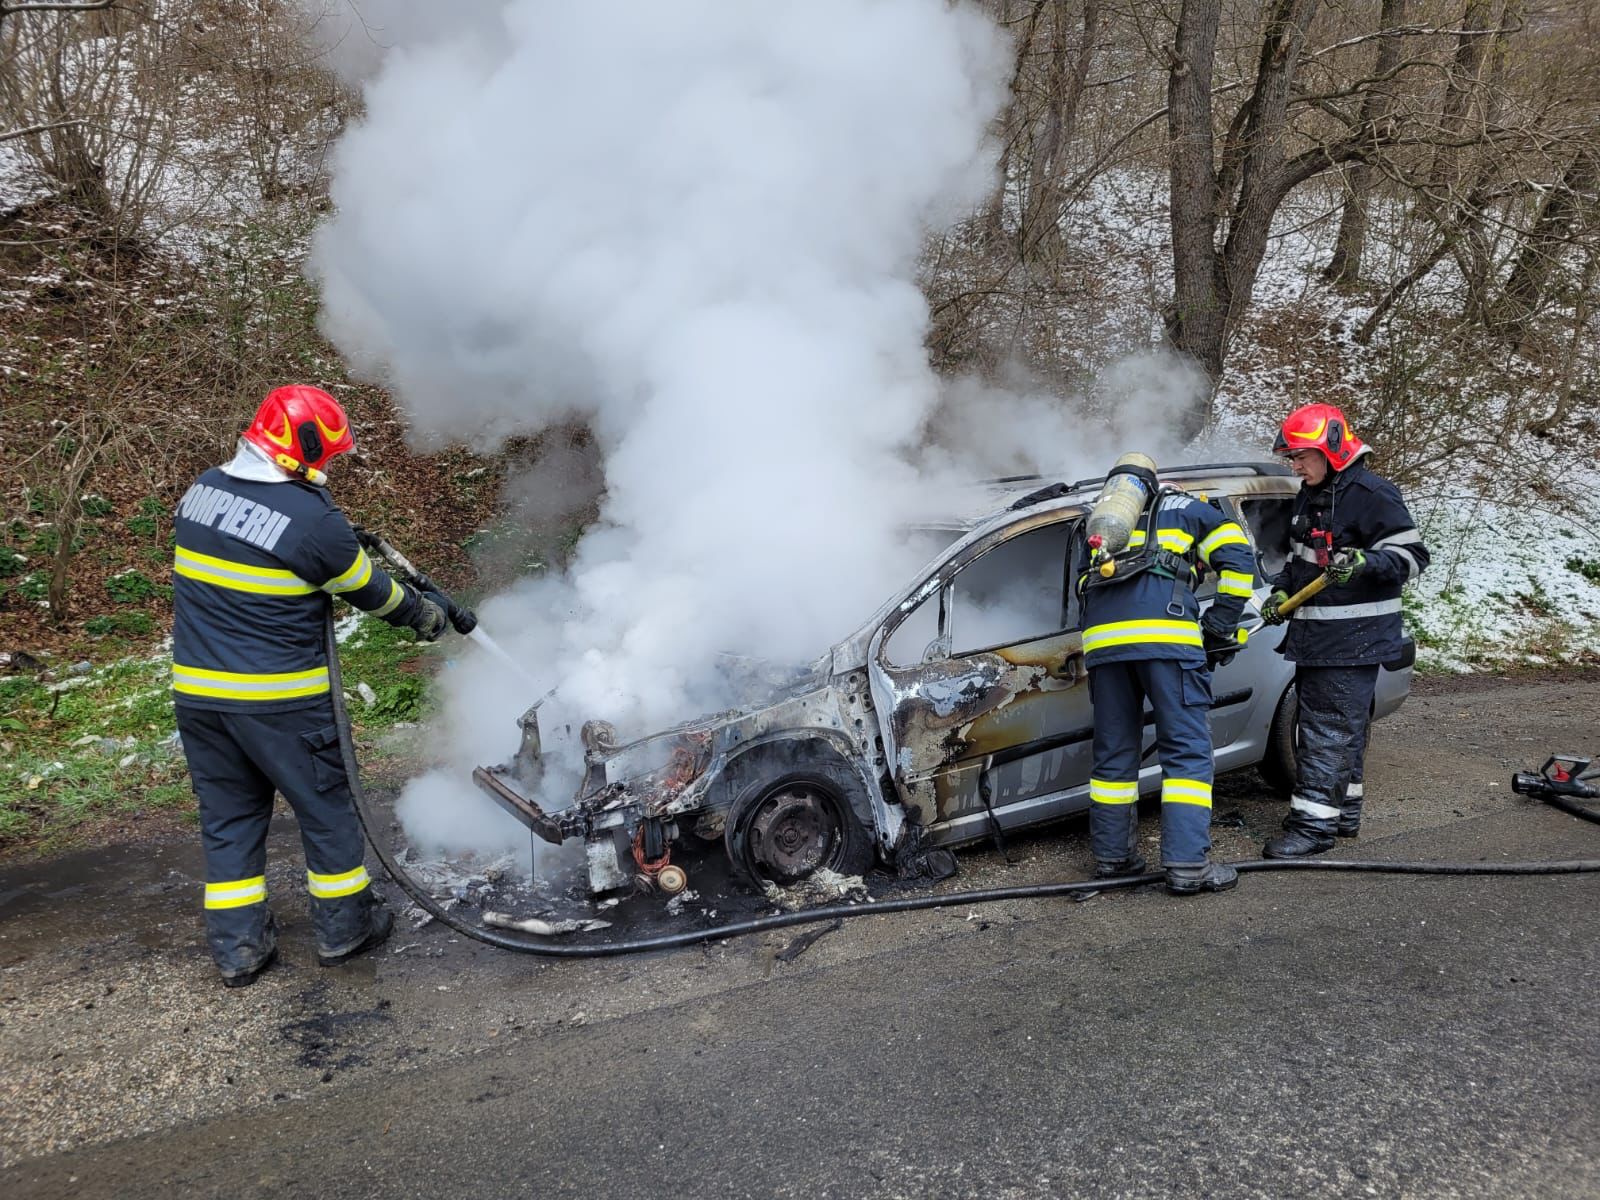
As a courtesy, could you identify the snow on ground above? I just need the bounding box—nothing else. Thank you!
[0,142,48,212]
[1406,480,1600,670]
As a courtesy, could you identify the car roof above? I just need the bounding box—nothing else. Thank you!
[931,461,1296,531]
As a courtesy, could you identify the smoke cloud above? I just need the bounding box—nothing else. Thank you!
[304,2,1209,860]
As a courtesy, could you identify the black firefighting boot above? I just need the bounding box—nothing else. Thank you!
[212,909,279,989]
[1335,797,1363,838]
[1094,853,1149,880]
[315,889,395,966]
[1164,860,1239,896]
[1263,817,1336,858]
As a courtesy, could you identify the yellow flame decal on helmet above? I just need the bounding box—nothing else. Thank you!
[262,412,294,449]
[1288,417,1326,440]
[314,414,348,448]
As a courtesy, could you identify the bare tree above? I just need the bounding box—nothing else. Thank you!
[1323,0,1410,292]
[0,2,179,239]
[1164,0,1379,432]
[1017,0,1100,264]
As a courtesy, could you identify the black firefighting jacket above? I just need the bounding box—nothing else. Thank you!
[171,467,423,712]
[1269,456,1429,667]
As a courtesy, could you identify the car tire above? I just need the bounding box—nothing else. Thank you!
[1258,682,1297,796]
[724,761,876,888]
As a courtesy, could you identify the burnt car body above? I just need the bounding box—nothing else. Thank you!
[475,462,1415,894]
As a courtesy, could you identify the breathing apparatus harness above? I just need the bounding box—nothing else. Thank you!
[1076,460,1198,619]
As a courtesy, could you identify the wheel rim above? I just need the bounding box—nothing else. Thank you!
[741,782,845,883]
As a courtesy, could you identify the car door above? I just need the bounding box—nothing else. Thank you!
[1205,491,1295,752]
[1192,503,1260,751]
[867,513,1094,833]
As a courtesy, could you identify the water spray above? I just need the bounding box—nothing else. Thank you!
[464,626,543,693]
[354,527,542,693]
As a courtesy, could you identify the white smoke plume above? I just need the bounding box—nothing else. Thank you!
[302,2,1207,860]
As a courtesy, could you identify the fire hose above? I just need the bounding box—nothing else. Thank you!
[327,620,1600,960]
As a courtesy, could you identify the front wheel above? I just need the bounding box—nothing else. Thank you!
[724,764,875,888]
[1258,682,1297,796]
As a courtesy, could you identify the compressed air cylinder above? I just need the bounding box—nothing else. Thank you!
[1085,452,1157,556]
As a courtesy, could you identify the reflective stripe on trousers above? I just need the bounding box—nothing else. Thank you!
[307,866,370,898]
[204,876,266,909]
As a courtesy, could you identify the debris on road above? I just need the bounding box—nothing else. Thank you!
[775,918,844,963]
[481,912,612,936]
[761,868,867,912]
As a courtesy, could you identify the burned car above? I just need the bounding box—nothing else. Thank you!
[475,462,1414,895]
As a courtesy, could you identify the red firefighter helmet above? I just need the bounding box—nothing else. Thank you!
[243,385,353,483]
[1273,402,1366,471]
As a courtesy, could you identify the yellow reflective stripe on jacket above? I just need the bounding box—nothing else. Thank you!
[373,578,405,617]
[1197,523,1249,561]
[1082,618,1203,652]
[172,663,330,701]
[1123,529,1194,554]
[1090,778,1138,805]
[1217,569,1254,598]
[322,549,374,595]
[204,876,267,909]
[1162,778,1213,808]
[1156,528,1194,553]
[173,546,315,596]
[306,865,370,899]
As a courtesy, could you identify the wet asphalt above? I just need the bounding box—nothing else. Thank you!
[3,672,1600,1198]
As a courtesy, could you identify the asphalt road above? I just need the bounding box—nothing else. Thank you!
[4,672,1600,1198]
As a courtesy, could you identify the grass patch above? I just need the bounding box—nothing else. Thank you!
[0,613,437,854]
[105,569,159,603]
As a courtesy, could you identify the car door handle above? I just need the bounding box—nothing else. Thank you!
[1051,655,1082,682]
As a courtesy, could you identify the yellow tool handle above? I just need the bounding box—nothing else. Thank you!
[1276,571,1331,617]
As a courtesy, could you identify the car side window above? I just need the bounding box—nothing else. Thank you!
[1238,497,1293,579]
[883,588,941,667]
[948,521,1074,656]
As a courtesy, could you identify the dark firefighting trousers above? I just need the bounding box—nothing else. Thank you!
[175,698,382,977]
[1088,659,1217,868]
[1286,664,1380,836]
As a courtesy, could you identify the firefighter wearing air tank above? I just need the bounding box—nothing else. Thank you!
[1078,453,1256,895]
[1260,403,1429,858]
[171,386,453,987]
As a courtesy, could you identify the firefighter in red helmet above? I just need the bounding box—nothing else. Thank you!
[171,386,452,986]
[1261,403,1429,857]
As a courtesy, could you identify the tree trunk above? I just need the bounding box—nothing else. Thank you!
[1020,0,1099,265]
[1165,0,1320,435]
[1491,149,1598,347]
[1215,0,1320,325]
[1164,0,1227,406]
[976,0,1036,250]
[1325,0,1410,292]
[1525,245,1596,436]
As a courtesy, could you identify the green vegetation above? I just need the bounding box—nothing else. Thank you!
[104,569,159,603]
[0,615,435,853]
[1566,555,1600,585]
[84,612,156,638]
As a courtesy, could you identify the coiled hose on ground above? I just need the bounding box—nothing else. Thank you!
[329,621,1600,958]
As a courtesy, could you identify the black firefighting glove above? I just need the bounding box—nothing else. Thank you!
[1261,590,1290,626]
[408,590,449,642]
[1201,615,1242,668]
